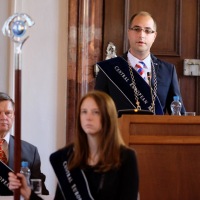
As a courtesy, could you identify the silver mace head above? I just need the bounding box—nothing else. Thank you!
[2,13,35,51]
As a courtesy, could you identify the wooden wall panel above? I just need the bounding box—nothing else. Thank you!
[128,0,181,56]
[177,0,198,112]
[197,0,200,114]
[66,0,103,142]
[103,0,125,58]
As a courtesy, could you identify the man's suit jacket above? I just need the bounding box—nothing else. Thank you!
[8,135,49,195]
[95,53,185,115]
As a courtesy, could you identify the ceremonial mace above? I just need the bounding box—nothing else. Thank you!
[2,13,34,200]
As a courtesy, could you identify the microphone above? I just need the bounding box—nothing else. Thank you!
[147,72,151,85]
[147,72,155,114]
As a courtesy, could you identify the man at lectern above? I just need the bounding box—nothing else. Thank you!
[95,11,185,115]
[0,92,49,195]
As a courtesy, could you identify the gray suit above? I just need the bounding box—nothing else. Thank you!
[8,135,49,195]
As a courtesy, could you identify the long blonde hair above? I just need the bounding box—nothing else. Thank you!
[68,90,125,172]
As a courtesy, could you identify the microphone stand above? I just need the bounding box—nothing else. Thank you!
[2,13,34,200]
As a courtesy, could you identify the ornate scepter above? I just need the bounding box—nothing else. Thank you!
[2,13,34,200]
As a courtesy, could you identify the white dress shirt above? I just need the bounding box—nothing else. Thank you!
[127,51,151,84]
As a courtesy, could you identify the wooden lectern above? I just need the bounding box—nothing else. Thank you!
[118,115,200,200]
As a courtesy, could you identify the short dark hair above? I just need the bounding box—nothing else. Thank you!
[129,11,157,30]
[0,92,15,109]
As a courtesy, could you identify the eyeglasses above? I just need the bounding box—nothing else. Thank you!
[129,26,155,34]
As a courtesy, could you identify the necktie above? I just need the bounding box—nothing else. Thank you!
[135,61,146,80]
[0,139,8,164]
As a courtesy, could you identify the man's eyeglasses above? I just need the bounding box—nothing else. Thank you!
[129,26,155,34]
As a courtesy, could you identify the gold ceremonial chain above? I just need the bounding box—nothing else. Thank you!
[128,59,157,113]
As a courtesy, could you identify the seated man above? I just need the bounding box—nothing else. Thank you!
[0,92,49,195]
